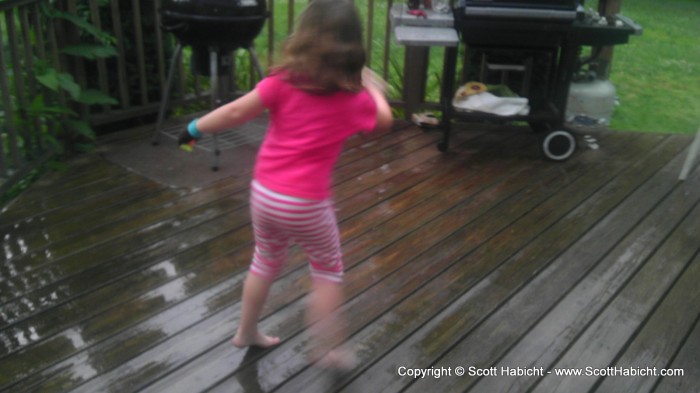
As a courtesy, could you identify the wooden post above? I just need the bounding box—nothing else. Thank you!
[596,0,622,79]
[402,46,429,119]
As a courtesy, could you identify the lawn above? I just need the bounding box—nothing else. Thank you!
[600,0,700,133]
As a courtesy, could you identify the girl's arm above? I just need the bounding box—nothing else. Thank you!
[179,89,266,149]
[362,68,393,133]
[367,85,393,133]
[193,89,266,134]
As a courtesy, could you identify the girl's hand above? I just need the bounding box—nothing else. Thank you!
[362,67,388,95]
[362,68,393,133]
[178,119,203,152]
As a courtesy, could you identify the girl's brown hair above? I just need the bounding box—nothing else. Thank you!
[276,0,366,93]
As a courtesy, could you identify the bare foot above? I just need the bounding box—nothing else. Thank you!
[314,349,357,371]
[232,331,281,348]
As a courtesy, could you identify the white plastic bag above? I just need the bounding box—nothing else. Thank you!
[453,92,530,116]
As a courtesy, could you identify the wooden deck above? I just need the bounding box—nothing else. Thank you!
[1,120,699,393]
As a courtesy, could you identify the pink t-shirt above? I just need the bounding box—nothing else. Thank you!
[254,73,378,200]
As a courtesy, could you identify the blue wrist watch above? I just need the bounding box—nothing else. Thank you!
[188,119,203,139]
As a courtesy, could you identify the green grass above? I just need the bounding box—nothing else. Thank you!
[602,0,700,133]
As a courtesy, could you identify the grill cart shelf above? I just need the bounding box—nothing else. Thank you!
[393,0,641,161]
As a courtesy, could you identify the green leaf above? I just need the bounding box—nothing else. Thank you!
[35,68,60,91]
[42,134,63,152]
[30,95,47,113]
[36,67,81,100]
[57,73,81,101]
[51,10,116,44]
[29,96,78,117]
[61,44,118,59]
[66,119,97,140]
[76,89,119,106]
[40,4,115,44]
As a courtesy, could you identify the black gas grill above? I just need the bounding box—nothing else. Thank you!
[462,0,578,22]
[439,0,641,160]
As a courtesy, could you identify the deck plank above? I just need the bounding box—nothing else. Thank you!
[653,311,700,393]
[0,125,444,390]
[57,129,520,392]
[1,129,482,382]
[334,131,671,393]
[163,129,656,390]
[594,247,700,393]
[0,121,698,393]
[415,135,683,390]
[468,144,700,393]
[52,129,500,392]
[266,131,644,385]
[140,132,538,392]
[0,159,136,222]
[0,125,464,388]
[0,184,242,282]
[528,171,700,391]
[0,190,251,306]
[2,181,177,244]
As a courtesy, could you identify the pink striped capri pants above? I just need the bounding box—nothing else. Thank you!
[249,180,344,283]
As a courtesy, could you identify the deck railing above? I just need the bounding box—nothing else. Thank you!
[1,0,53,195]
[1,0,423,195]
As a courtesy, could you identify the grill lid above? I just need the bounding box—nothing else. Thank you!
[161,0,268,49]
[460,0,577,10]
[463,6,576,21]
[460,0,577,22]
[162,0,267,18]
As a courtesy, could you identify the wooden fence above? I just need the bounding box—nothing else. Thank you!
[1,0,52,196]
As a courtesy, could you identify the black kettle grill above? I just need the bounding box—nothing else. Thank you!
[153,0,269,170]
[161,0,268,50]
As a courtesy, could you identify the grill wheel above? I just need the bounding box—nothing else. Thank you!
[541,130,577,161]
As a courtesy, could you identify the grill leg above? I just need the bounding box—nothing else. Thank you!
[212,133,220,172]
[247,46,264,81]
[439,46,458,152]
[152,43,183,146]
[210,49,221,171]
[210,49,219,108]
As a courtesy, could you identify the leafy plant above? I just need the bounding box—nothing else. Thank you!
[32,2,119,152]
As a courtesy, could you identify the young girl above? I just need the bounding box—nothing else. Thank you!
[178,0,392,367]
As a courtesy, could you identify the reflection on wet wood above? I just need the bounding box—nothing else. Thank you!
[1,121,699,393]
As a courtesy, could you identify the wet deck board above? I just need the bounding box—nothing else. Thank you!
[1,121,699,393]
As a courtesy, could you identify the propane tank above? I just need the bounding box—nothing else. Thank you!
[566,79,617,127]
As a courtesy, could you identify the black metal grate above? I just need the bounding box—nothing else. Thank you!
[160,121,266,153]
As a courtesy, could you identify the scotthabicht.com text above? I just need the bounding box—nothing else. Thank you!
[397,365,685,379]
